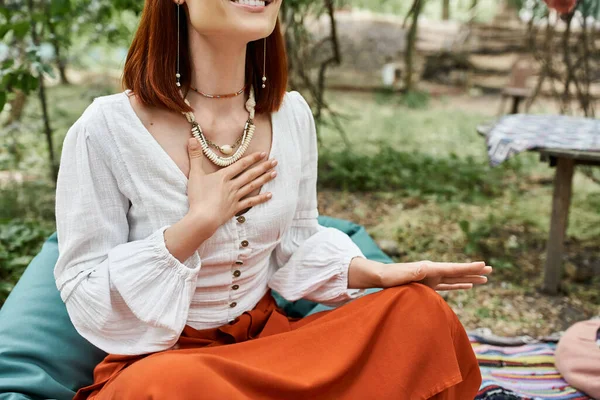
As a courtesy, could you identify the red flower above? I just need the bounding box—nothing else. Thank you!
[544,0,577,14]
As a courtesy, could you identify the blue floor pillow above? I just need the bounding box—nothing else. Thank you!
[0,216,392,400]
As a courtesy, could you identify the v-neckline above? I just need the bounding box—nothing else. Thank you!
[121,90,279,193]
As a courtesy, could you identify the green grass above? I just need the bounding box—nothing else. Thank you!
[321,90,512,161]
[318,89,600,304]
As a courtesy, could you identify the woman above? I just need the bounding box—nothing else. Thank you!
[54,0,492,398]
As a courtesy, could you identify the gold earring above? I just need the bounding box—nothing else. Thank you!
[262,37,267,89]
[176,0,181,87]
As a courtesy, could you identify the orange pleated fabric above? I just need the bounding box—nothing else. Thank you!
[74,283,481,400]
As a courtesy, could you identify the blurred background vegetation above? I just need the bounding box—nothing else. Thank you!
[1,0,598,335]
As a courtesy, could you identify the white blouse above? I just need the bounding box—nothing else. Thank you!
[54,89,366,355]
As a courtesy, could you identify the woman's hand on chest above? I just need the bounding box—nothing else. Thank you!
[186,139,278,233]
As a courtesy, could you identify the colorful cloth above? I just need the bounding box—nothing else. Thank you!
[471,337,593,400]
[485,114,600,167]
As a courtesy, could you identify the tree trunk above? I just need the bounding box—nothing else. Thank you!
[314,0,341,125]
[442,0,450,20]
[404,0,424,92]
[560,11,574,115]
[3,90,27,127]
[38,76,58,183]
[28,0,58,184]
[53,38,69,85]
[48,21,70,85]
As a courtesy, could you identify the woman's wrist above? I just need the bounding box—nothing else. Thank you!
[186,209,220,236]
[164,211,219,263]
[347,256,385,289]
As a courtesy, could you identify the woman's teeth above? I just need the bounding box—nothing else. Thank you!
[232,0,267,6]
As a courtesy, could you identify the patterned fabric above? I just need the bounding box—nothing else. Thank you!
[485,114,600,167]
[471,337,593,400]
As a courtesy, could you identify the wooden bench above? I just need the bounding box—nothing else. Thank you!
[497,57,533,116]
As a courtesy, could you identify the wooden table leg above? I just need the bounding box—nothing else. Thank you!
[542,157,575,294]
[510,96,523,114]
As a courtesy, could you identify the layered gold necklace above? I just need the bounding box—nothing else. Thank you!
[181,84,256,167]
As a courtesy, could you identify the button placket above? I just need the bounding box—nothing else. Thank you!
[230,214,250,312]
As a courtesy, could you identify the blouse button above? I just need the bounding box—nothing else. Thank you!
[230,302,237,308]
[241,240,249,247]
[235,260,244,265]
[233,270,241,278]
[232,284,240,290]
[236,215,246,223]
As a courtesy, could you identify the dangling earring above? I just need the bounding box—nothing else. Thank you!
[262,37,267,88]
[175,0,181,88]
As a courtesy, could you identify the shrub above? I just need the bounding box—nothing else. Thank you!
[318,147,517,202]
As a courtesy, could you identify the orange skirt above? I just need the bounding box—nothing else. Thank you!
[74,283,481,400]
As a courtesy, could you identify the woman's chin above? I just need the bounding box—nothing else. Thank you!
[231,20,278,42]
[188,0,279,40]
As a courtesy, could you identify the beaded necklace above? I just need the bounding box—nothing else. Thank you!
[181,85,256,167]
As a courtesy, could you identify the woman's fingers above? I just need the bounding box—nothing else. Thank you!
[223,151,268,179]
[232,158,277,193]
[435,283,474,291]
[237,192,273,212]
[441,275,488,285]
[429,262,492,278]
[236,168,277,199]
[187,138,206,176]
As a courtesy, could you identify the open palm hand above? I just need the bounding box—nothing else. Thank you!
[380,261,492,291]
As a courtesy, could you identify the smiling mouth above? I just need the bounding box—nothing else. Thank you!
[230,0,273,6]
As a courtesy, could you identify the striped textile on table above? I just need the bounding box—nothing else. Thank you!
[485,114,600,167]
[471,338,593,400]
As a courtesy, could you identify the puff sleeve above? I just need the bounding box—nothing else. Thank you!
[267,92,367,307]
[54,103,201,355]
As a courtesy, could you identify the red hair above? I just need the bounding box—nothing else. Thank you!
[122,1,288,114]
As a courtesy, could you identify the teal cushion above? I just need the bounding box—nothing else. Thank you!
[0,232,106,400]
[0,216,392,399]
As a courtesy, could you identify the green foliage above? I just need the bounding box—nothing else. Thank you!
[374,89,430,109]
[0,180,57,222]
[0,219,54,303]
[526,0,600,20]
[318,146,518,202]
[0,180,56,304]
[580,0,600,18]
[506,0,525,9]
[0,0,141,113]
[459,218,494,256]
[1,1,57,109]
[400,90,430,109]
[457,209,553,278]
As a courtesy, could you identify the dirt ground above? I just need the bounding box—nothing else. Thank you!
[317,189,599,338]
